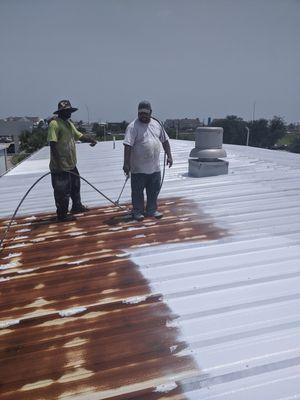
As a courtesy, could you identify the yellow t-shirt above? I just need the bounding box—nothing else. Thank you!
[47,118,83,171]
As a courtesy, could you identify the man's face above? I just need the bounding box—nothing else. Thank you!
[58,109,72,120]
[138,111,151,124]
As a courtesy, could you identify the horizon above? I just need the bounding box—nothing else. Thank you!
[1,113,299,125]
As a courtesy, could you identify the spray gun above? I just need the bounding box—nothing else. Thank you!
[115,172,130,205]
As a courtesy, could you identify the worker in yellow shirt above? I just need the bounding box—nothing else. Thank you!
[47,100,97,222]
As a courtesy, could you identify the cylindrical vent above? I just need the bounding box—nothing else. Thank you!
[189,127,227,160]
[188,126,228,177]
[195,127,223,149]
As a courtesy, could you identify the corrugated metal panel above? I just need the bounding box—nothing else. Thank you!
[1,140,300,399]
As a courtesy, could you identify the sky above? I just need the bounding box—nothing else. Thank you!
[0,0,299,123]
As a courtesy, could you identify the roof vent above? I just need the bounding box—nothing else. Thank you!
[188,127,228,177]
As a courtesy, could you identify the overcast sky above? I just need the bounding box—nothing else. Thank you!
[0,0,299,123]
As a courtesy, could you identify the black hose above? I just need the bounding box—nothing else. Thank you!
[0,172,51,252]
[68,171,126,211]
[152,116,167,193]
[0,171,128,252]
[0,120,168,252]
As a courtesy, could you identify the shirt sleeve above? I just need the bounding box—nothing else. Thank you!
[71,123,83,140]
[123,124,137,147]
[47,121,58,142]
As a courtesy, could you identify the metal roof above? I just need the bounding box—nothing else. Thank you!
[1,140,300,399]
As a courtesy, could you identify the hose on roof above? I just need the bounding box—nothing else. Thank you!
[0,119,168,253]
[0,171,128,252]
[152,116,167,194]
[0,172,51,253]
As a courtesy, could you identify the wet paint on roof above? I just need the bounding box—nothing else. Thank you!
[1,140,300,399]
[0,198,226,399]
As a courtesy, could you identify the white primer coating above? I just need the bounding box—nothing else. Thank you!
[170,345,178,353]
[67,259,90,265]
[166,320,180,328]
[24,215,37,220]
[58,307,87,317]
[153,382,178,393]
[7,242,27,249]
[17,268,38,274]
[122,295,148,304]
[126,226,145,231]
[3,252,22,259]
[116,252,131,258]
[0,261,19,270]
[0,319,20,329]
[1,141,300,399]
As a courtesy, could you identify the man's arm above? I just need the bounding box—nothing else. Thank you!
[48,121,60,160]
[123,144,131,175]
[50,141,60,160]
[79,134,97,146]
[71,122,97,146]
[162,140,173,167]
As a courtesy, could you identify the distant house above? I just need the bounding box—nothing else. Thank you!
[0,144,8,175]
[25,116,45,127]
[0,117,34,152]
[73,122,94,134]
[164,118,203,131]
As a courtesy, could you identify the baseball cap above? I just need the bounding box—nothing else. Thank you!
[138,100,152,114]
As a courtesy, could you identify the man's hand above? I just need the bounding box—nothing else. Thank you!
[166,155,173,168]
[80,134,97,146]
[123,164,130,175]
[162,140,173,168]
[89,139,97,147]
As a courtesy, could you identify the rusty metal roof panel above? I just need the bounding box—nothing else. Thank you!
[1,140,300,399]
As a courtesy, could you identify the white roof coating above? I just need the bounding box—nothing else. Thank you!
[1,140,300,399]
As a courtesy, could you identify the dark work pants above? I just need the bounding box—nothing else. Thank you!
[131,172,161,215]
[51,166,82,218]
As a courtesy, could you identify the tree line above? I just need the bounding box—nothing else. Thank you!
[166,115,300,153]
[14,115,300,164]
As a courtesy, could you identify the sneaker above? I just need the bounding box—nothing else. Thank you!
[132,213,144,222]
[147,211,163,219]
[70,204,89,214]
[57,214,77,222]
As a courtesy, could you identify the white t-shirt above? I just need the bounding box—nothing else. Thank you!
[123,118,169,174]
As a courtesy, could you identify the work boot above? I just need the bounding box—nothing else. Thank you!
[132,212,144,222]
[57,214,77,222]
[70,204,89,214]
[147,210,163,219]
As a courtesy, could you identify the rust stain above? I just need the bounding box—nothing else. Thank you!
[0,197,227,399]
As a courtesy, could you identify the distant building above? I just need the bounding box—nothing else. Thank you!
[74,122,94,133]
[107,121,128,132]
[4,116,43,126]
[0,145,8,176]
[164,118,203,131]
[287,123,300,135]
[0,118,34,152]
[25,116,45,128]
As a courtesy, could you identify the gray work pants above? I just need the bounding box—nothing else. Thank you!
[131,172,161,215]
[51,166,82,218]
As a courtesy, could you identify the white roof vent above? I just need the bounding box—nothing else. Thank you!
[188,127,229,177]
